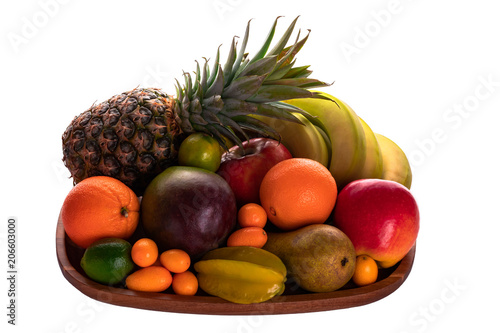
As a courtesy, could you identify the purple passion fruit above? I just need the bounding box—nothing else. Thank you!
[141,166,237,260]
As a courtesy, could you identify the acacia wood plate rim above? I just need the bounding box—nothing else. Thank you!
[56,214,416,315]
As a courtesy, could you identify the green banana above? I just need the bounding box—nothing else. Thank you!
[357,117,384,180]
[375,133,412,189]
[252,113,330,168]
[314,124,332,163]
[285,92,367,189]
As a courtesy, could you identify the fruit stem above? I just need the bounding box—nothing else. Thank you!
[121,207,129,218]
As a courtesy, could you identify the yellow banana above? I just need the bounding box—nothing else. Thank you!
[357,117,384,180]
[375,133,412,189]
[286,92,367,189]
[252,113,330,168]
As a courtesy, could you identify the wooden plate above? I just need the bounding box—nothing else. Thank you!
[56,215,415,315]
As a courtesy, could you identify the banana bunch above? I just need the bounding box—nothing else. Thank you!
[259,91,412,190]
[253,113,331,168]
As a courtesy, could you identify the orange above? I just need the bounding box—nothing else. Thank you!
[172,271,199,296]
[227,227,268,248]
[238,203,267,228]
[61,176,140,248]
[259,158,337,231]
[131,238,159,267]
[125,266,172,292]
[160,249,191,273]
[352,255,379,286]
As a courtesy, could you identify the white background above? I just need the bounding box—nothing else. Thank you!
[2,0,499,332]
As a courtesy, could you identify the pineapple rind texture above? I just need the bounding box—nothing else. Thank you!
[62,88,179,195]
[62,17,330,194]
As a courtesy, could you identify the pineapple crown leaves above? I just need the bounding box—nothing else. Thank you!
[173,16,332,149]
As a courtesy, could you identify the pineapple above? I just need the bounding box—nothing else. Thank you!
[62,17,330,194]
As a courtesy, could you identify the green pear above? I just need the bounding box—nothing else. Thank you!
[263,224,356,293]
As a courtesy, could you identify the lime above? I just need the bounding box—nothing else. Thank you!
[80,238,135,285]
[178,133,222,172]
